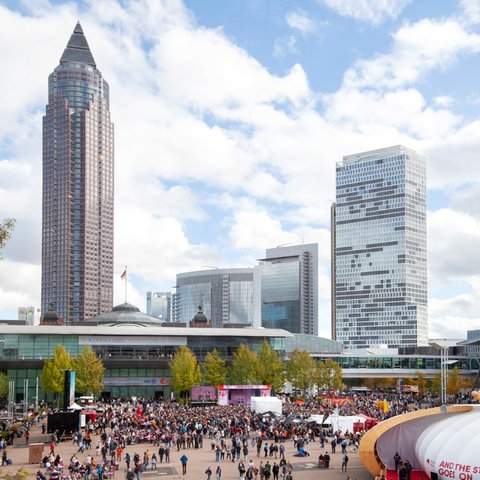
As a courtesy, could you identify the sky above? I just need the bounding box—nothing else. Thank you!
[1,0,480,340]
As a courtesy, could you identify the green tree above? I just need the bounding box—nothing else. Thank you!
[229,344,260,384]
[285,349,316,395]
[0,218,15,250]
[431,371,442,396]
[0,372,9,398]
[73,345,105,396]
[169,346,201,400]
[256,340,285,393]
[40,344,73,398]
[415,371,428,395]
[447,366,468,396]
[202,348,227,387]
[315,359,343,392]
[363,377,397,391]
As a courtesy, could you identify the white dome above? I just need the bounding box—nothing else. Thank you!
[415,410,480,480]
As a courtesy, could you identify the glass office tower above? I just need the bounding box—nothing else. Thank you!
[146,292,172,322]
[333,145,427,349]
[174,268,258,327]
[259,244,318,335]
[41,22,114,324]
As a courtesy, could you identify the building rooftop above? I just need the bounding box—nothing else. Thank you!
[60,21,96,67]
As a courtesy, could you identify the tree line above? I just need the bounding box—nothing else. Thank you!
[0,341,469,402]
[169,342,343,399]
[0,342,342,401]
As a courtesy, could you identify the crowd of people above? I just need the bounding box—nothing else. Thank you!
[0,391,449,480]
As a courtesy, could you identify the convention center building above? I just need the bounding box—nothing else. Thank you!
[1,303,478,404]
[0,303,295,403]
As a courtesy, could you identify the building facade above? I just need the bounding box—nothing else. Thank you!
[174,268,259,328]
[18,306,41,326]
[333,145,427,349]
[41,22,114,324]
[0,321,291,402]
[258,244,318,335]
[146,292,171,322]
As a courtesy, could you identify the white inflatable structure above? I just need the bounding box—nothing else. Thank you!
[250,396,282,415]
[415,408,480,480]
[368,405,480,480]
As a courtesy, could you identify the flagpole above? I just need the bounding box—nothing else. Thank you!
[124,266,127,303]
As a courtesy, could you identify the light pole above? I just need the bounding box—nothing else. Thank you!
[440,345,447,405]
[429,339,458,405]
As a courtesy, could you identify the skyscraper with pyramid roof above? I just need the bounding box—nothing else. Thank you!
[41,22,114,324]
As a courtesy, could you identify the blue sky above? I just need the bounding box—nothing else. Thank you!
[1,0,480,340]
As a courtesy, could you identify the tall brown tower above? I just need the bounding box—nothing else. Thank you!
[41,22,114,324]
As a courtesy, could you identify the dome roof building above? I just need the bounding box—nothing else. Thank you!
[94,303,165,327]
[189,305,212,328]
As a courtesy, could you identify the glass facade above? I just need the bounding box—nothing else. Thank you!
[259,244,318,335]
[334,146,427,349]
[146,292,172,321]
[0,327,288,402]
[174,269,256,327]
[42,22,114,324]
[261,261,300,332]
[314,353,478,373]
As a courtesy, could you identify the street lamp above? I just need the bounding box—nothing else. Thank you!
[429,339,459,405]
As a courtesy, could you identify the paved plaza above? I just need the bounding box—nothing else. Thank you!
[2,421,373,480]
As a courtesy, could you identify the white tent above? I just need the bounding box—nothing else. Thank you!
[251,397,282,415]
[328,414,365,433]
[306,414,326,424]
[68,402,83,410]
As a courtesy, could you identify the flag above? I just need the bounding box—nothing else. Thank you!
[121,269,126,280]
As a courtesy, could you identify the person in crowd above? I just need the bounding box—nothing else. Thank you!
[180,453,188,475]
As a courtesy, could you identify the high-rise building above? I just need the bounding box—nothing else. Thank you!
[333,145,427,349]
[18,306,41,326]
[173,268,259,327]
[146,292,171,322]
[41,22,114,324]
[258,243,318,335]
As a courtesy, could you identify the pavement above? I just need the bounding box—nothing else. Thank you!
[1,422,374,480]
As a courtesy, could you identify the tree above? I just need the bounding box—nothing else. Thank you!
[229,344,260,385]
[415,371,428,395]
[0,467,32,480]
[256,340,286,393]
[447,366,469,396]
[0,372,9,398]
[285,349,316,395]
[431,372,442,396]
[40,344,73,398]
[363,377,397,391]
[315,359,343,392]
[169,346,201,400]
[202,348,227,387]
[73,346,105,396]
[0,218,15,250]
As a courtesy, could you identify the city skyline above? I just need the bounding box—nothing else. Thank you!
[1,1,480,339]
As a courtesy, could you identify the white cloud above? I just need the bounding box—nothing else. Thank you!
[273,35,298,58]
[341,19,480,91]
[460,0,480,25]
[318,0,411,25]
[428,208,480,280]
[433,96,454,108]
[285,11,315,33]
